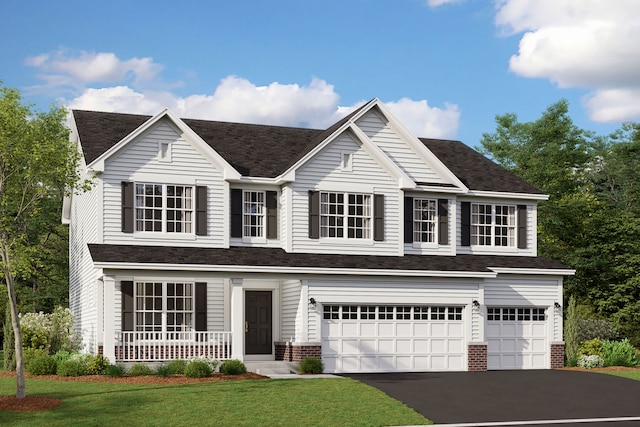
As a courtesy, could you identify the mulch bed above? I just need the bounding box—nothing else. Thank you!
[0,371,267,412]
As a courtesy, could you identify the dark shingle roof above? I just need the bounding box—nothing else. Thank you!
[421,138,544,195]
[73,109,543,194]
[89,244,568,273]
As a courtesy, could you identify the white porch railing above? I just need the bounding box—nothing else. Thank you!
[115,331,232,362]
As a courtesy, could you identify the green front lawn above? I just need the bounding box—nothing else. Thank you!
[0,376,431,426]
[594,369,640,381]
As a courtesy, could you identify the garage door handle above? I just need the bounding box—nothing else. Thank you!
[245,321,249,333]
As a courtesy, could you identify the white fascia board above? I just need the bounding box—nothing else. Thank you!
[348,123,416,189]
[466,190,549,201]
[93,261,497,278]
[227,176,294,186]
[413,185,467,194]
[489,267,576,276]
[85,109,241,180]
[372,101,469,192]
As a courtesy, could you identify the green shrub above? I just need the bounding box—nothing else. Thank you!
[602,339,638,367]
[86,354,110,375]
[26,354,57,375]
[128,363,155,376]
[299,357,324,374]
[23,347,48,364]
[577,318,618,343]
[155,365,172,377]
[219,359,246,375]
[165,359,188,375]
[103,364,125,377]
[51,350,73,366]
[184,360,213,378]
[57,358,88,376]
[578,338,604,358]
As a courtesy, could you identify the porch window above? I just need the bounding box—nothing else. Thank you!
[135,282,194,336]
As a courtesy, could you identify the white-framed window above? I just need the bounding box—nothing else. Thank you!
[487,307,546,322]
[135,183,193,233]
[320,191,371,239]
[414,198,437,243]
[134,282,194,335]
[243,190,265,238]
[322,305,463,321]
[471,203,515,247]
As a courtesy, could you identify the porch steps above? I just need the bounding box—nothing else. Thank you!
[245,361,299,376]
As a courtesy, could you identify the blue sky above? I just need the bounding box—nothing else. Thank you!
[1,0,638,147]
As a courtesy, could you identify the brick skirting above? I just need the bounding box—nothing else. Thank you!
[275,342,322,362]
[468,343,487,371]
[550,342,565,369]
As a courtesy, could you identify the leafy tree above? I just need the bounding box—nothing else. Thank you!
[0,84,88,398]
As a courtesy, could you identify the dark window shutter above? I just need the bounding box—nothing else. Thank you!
[309,191,319,239]
[373,194,384,241]
[517,205,527,249]
[195,282,207,331]
[196,186,207,236]
[121,281,134,331]
[461,202,471,246]
[404,197,414,243]
[230,189,243,238]
[121,182,134,233]
[266,191,278,239]
[438,199,449,245]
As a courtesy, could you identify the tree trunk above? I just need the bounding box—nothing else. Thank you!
[1,244,26,398]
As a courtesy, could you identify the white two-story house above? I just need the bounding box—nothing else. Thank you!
[64,98,573,373]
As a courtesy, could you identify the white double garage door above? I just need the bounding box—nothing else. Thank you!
[321,304,548,373]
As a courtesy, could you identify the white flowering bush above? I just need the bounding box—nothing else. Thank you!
[19,307,82,354]
[188,355,220,372]
[578,354,605,369]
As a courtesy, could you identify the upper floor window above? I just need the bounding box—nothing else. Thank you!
[471,203,515,247]
[231,189,278,240]
[135,183,193,233]
[404,197,449,245]
[320,192,371,239]
[121,182,207,236]
[309,191,384,241]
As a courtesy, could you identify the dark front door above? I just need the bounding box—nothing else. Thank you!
[245,291,272,354]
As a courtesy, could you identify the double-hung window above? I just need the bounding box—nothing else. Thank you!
[135,183,193,233]
[413,198,437,243]
[243,191,265,238]
[134,282,194,337]
[471,203,515,247]
[320,192,371,239]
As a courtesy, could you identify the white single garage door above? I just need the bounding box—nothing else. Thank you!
[487,307,548,370]
[321,304,465,373]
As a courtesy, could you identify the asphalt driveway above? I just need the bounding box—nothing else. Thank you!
[344,370,640,424]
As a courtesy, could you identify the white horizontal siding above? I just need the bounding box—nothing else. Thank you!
[484,277,561,306]
[291,132,400,255]
[207,279,225,331]
[69,155,101,352]
[281,280,301,341]
[356,111,445,185]
[101,119,226,247]
[308,277,479,305]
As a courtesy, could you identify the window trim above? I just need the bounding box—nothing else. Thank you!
[470,202,517,248]
[134,182,195,235]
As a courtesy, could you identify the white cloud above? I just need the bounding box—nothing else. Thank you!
[495,0,640,122]
[25,50,163,89]
[63,72,459,138]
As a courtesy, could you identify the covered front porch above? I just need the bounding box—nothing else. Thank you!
[97,275,315,364]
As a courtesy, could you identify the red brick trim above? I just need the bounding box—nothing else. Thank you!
[275,342,321,362]
[550,342,565,369]
[468,343,487,371]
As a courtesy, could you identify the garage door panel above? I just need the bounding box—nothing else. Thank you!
[487,307,548,370]
[321,305,466,373]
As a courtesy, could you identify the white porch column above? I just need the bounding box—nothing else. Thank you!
[230,278,244,360]
[102,275,116,364]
